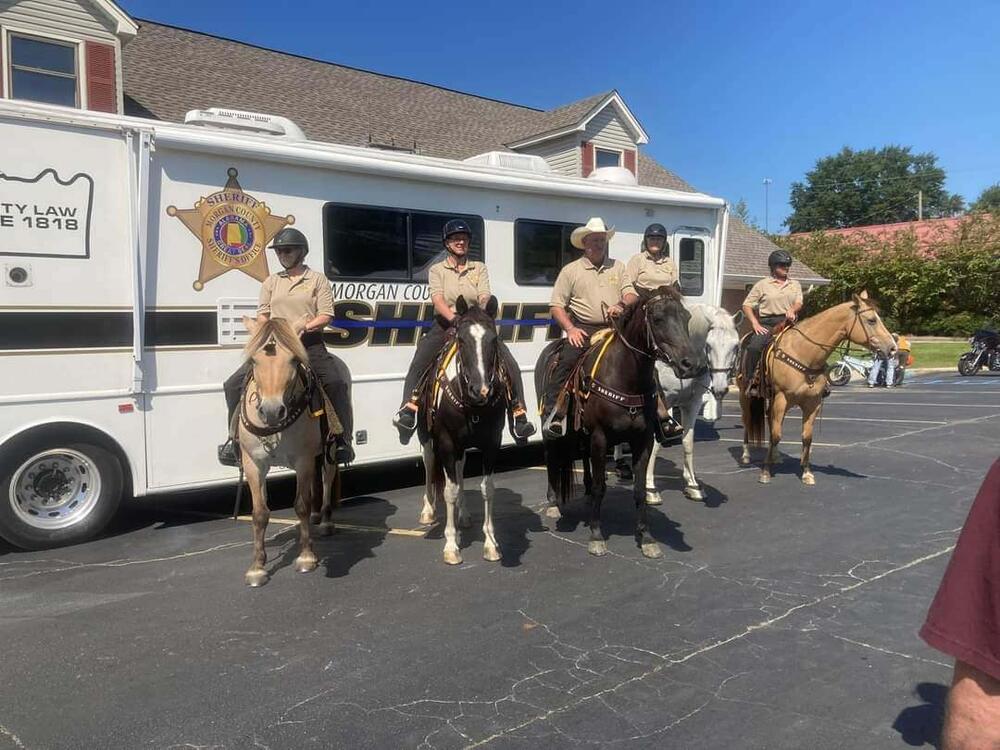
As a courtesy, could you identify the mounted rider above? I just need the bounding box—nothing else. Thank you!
[741,248,803,397]
[393,219,536,444]
[219,227,354,466]
[625,223,682,442]
[541,217,637,439]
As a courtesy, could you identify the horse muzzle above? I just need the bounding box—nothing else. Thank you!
[466,384,492,407]
[257,399,288,427]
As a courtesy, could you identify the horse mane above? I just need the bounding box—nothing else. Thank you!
[244,318,309,362]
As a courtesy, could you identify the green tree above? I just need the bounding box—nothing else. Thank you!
[786,146,965,232]
[970,183,1000,213]
[731,198,762,232]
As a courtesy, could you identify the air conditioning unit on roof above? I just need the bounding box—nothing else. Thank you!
[184,108,306,140]
[463,151,551,174]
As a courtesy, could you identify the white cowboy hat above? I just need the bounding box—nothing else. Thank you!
[570,217,616,250]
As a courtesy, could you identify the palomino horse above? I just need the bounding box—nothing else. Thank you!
[417,296,507,565]
[238,317,338,587]
[645,304,741,504]
[738,291,894,484]
[535,287,700,558]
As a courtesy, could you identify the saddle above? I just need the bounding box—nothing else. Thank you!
[739,321,824,397]
[542,330,656,434]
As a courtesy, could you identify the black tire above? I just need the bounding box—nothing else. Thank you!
[957,353,980,377]
[828,363,851,387]
[0,439,123,550]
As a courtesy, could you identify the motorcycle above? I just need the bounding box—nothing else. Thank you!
[828,351,906,387]
[958,329,1000,376]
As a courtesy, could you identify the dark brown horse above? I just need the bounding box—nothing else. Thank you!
[535,287,701,558]
[416,296,508,565]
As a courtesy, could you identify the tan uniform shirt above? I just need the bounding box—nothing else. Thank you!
[257,266,335,320]
[550,256,636,327]
[742,277,803,317]
[625,251,678,291]
[427,259,490,307]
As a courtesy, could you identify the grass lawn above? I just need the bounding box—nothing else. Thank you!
[830,341,967,369]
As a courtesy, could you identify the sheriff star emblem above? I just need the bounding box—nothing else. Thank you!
[166,168,294,291]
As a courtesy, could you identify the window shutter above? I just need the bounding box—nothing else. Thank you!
[623,149,637,176]
[85,41,117,113]
[581,141,594,177]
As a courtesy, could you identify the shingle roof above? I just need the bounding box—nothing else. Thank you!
[122,20,822,283]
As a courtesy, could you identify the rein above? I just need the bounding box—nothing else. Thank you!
[434,329,504,425]
[771,303,877,382]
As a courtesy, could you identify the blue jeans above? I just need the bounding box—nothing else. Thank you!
[868,355,896,386]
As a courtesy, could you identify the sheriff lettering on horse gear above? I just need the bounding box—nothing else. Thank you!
[393,219,535,444]
[219,227,354,466]
[741,249,803,397]
[541,217,638,438]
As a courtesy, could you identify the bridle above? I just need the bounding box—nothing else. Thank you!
[240,335,316,437]
[438,321,504,422]
[606,293,695,371]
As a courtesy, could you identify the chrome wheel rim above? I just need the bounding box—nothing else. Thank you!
[9,449,102,530]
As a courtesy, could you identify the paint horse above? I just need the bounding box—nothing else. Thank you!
[645,303,741,504]
[417,296,507,565]
[738,291,894,484]
[238,317,338,587]
[536,287,700,558]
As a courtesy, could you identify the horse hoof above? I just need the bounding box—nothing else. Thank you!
[318,522,335,537]
[684,486,704,502]
[641,542,663,559]
[418,510,435,525]
[801,474,816,486]
[443,549,463,566]
[309,512,321,525]
[758,473,771,485]
[645,492,662,506]
[483,545,501,563]
[545,505,562,520]
[740,456,751,466]
[294,555,318,573]
[588,540,608,557]
[244,569,269,587]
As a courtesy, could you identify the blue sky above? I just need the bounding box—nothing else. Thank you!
[120,0,999,231]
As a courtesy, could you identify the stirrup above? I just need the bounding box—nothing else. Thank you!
[218,438,240,467]
[541,410,567,438]
[393,407,417,445]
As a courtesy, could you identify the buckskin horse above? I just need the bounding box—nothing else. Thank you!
[645,303,741,504]
[416,296,508,565]
[238,317,338,587]
[535,287,700,558]
[737,291,895,485]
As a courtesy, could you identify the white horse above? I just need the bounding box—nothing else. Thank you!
[645,304,741,504]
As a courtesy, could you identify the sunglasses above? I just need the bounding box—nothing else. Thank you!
[274,246,303,254]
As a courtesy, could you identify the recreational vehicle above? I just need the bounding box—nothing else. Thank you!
[0,99,728,548]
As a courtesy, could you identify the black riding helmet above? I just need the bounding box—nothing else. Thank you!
[642,223,669,254]
[442,219,473,244]
[768,249,793,269]
[271,227,309,254]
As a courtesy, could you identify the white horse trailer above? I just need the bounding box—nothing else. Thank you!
[0,99,728,548]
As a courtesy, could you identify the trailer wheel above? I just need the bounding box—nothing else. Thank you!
[0,440,123,550]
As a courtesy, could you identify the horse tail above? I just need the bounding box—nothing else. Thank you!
[557,446,576,507]
[431,450,446,505]
[744,392,768,447]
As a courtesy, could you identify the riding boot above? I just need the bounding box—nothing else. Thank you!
[219,362,250,466]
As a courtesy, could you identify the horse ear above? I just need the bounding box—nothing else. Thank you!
[859,289,869,300]
[485,295,499,318]
[455,296,469,315]
[731,310,745,327]
[243,315,258,334]
[851,292,863,309]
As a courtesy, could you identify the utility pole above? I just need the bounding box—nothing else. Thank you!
[917,190,923,221]
[763,178,773,233]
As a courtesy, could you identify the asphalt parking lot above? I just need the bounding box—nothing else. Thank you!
[2,372,998,750]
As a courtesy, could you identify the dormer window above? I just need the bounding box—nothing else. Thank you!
[594,148,621,169]
[8,33,79,108]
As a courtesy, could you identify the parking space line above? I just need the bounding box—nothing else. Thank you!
[823,401,999,408]
[716,438,844,447]
[231,516,427,537]
[721,414,946,424]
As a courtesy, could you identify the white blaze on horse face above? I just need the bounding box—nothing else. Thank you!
[469,323,488,397]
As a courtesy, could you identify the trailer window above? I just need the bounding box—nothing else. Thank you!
[514,220,581,285]
[323,204,483,282]
[678,237,705,296]
[9,34,79,108]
